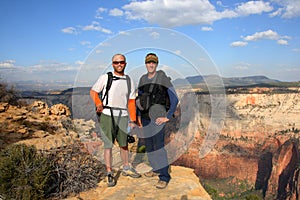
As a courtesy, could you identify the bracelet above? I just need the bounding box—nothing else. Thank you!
[129,121,136,124]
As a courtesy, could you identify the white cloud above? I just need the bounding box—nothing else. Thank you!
[242,29,291,45]
[277,39,288,45]
[123,0,237,27]
[118,31,130,35]
[201,26,213,31]
[0,60,16,68]
[216,1,227,8]
[271,0,300,18]
[174,50,181,55]
[230,41,248,47]
[80,41,93,48]
[80,41,91,46]
[121,0,279,27]
[61,27,78,35]
[109,8,124,16]
[234,62,251,70]
[269,7,283,17]
[150,31,160,39]
[95,7,107,19]
[243,29,280,41]
[235,1,273,16]
[81,21,112,34]
[99,42,111,47]
[75,60,84,65]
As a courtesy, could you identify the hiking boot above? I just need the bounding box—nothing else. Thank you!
[144,170,159,177]
[155,180,168,189]
[107,173,116,187]
[122,167,141,178]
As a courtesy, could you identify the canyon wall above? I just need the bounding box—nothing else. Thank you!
[171,90,300,199]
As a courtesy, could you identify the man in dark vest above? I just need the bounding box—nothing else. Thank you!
[136,53,179,189]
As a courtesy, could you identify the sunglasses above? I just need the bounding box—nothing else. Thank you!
[112,61,126,65]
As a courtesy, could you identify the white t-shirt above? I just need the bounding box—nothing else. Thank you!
[91,72,136,116]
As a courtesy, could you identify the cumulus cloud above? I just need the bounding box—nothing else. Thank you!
[234,62,251,70]
[230,41,248,47]
[0,60,16,68]
[243,29,280,41]
[150,31,160,39]
[95,7,107,19]
[80,41,93,48]
[81,21,112,34]
[121,0,279,27]
[75,60,84,65]
[271,0,300,18]
[123,0,237,27]
[174,50,181,55]
[201,26,213,31]
[242,29,291,45]
[118,31,130,35]
[277,39,288,45]
[109,8,124,16]
[232,29,291,47]
[62,22,112,35]
[61,27,78,35]
[235,1,273,16]
[292,48,300,52]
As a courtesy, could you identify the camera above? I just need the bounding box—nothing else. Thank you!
[127,135,135,143]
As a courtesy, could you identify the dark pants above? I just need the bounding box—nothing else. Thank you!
[142,118,171,183]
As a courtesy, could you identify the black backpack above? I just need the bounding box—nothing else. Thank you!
[136,70,171,112]
[98,72,135,143]
[101,72,131,106]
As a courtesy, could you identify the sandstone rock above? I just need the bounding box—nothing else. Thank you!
[30,100,49,114]
[65,165,211,200]
[50,103,71,116]
[0,102,9,112]
[265,139,299,200]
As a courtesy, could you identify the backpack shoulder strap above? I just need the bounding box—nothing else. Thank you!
[138,74,148,88]
[156,70,171,87]
[102,72,113,105]
[125,75,131,101]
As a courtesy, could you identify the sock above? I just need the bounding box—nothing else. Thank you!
[123,165,130,170]
[107,171,113,176]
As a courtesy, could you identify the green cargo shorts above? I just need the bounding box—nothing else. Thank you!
[99,113,129,148]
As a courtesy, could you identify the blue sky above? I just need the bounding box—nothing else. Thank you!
[1,0,300,87]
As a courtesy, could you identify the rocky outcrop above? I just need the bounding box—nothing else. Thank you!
[264,139,299,200]
[0,100,212,199]
[65,164,211,200]
[170,91,300,199]
[0,101,80,150]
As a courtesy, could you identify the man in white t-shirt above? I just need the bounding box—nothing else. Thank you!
[90,54,141,187]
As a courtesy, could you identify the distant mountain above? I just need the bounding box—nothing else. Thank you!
[173,75,280,87]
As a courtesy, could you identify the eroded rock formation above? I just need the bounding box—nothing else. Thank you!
[171,91,300,199]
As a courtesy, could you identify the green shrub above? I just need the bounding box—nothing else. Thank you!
[203,183,219,198]
[0,82,20,106]
[0,144,53,200]
[0,143,107,200]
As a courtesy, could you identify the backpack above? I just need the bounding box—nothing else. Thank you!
[136,70,171,113]
[98,72,135,143]
[101,72,131,106]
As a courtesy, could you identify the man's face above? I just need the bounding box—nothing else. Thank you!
[146,61,158,74]
[112,55,126,75]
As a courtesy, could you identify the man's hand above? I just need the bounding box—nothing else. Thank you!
[155,117,169,125]
[96,104,103,114]
[128,121,137,129]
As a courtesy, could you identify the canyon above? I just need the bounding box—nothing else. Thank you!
[1,85,300,199]
[172,88,300,199]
